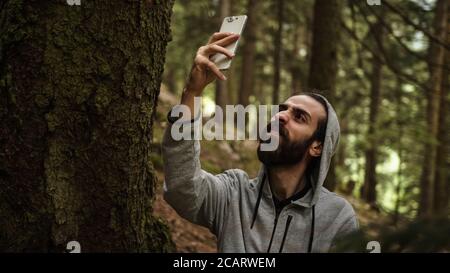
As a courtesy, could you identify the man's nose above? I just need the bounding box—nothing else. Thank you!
[275,110,289,125]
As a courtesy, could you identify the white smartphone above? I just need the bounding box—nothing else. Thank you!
[211,15,247,70]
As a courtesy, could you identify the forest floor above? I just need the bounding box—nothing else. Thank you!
[151,87,393,252]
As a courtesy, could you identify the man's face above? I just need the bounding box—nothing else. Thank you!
[257,95,327,166]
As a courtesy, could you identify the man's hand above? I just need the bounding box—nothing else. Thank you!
[178,32,239,119]
[184,32,239,96]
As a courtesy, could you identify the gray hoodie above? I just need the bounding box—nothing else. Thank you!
[162,96,358,253]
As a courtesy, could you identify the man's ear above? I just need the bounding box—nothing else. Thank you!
[309,140,323,157]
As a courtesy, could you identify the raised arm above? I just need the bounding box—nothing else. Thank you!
[162,33,241,234]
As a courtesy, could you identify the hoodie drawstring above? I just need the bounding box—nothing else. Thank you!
[279,206,315,253]
[307,205,315,253]
[251,173,316,253]
[278,215,293,253]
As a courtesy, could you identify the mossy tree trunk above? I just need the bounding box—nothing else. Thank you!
[0,0,174,252]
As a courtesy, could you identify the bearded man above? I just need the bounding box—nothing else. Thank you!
[162,32,358,253]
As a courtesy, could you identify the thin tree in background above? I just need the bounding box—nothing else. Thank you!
[307,0,341,96]
[393,79,405,226]
[215,0,231,109]
[289,2,313,96]
[0,0,174,251]
[419,0,448,217]
[290,22,306,96]
[272,0,285,105]
[433,3,450,215]
[239,0,260,106]
[307,0,342,191]
[362,16,384,209]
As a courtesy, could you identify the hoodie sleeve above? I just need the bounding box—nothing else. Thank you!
[161,119,238,235]
[330,202,359,251]
[335,213,359,238]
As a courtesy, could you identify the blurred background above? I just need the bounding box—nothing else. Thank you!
[152,0,449,252]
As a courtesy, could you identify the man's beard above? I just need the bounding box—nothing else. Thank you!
[257,122,314,167]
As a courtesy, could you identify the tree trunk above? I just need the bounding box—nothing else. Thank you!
[393,80,405,226]
[0,0,175,252]
[272,0,284,105]
[307,0,340,95]
[433,68,448,215]
[215,0,231,109]
[433,6,450,215]
[362,18,383,208]
[307,0,342,191]
[238,0,259,106]
[290,25,303,96]
[419,0,448,217]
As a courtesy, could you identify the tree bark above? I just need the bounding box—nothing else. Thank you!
[0,0,174,252]
[307,0,342,191]
[419,0,448,217]
[238,0,259,106]
[272,0,284,105]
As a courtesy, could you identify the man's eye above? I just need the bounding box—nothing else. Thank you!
[278,105,288,112]
[294,111,304,121]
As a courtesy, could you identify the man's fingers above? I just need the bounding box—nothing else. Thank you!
[214,34,240,47]
[205,44,235,58]
[208,32,234,44]
[199,57,226,80]
[195,32,237,80]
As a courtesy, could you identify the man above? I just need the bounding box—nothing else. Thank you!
[162,32,358,253]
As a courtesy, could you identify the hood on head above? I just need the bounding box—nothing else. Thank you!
[308,94,340,205]
[257,94,340,207]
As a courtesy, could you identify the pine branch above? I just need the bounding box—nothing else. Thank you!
[340,20,430,92]
[383,0,450,51]
[361,2,450,72]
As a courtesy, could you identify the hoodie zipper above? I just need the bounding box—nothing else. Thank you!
[267,205,294,253]
[253,172,316,253]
